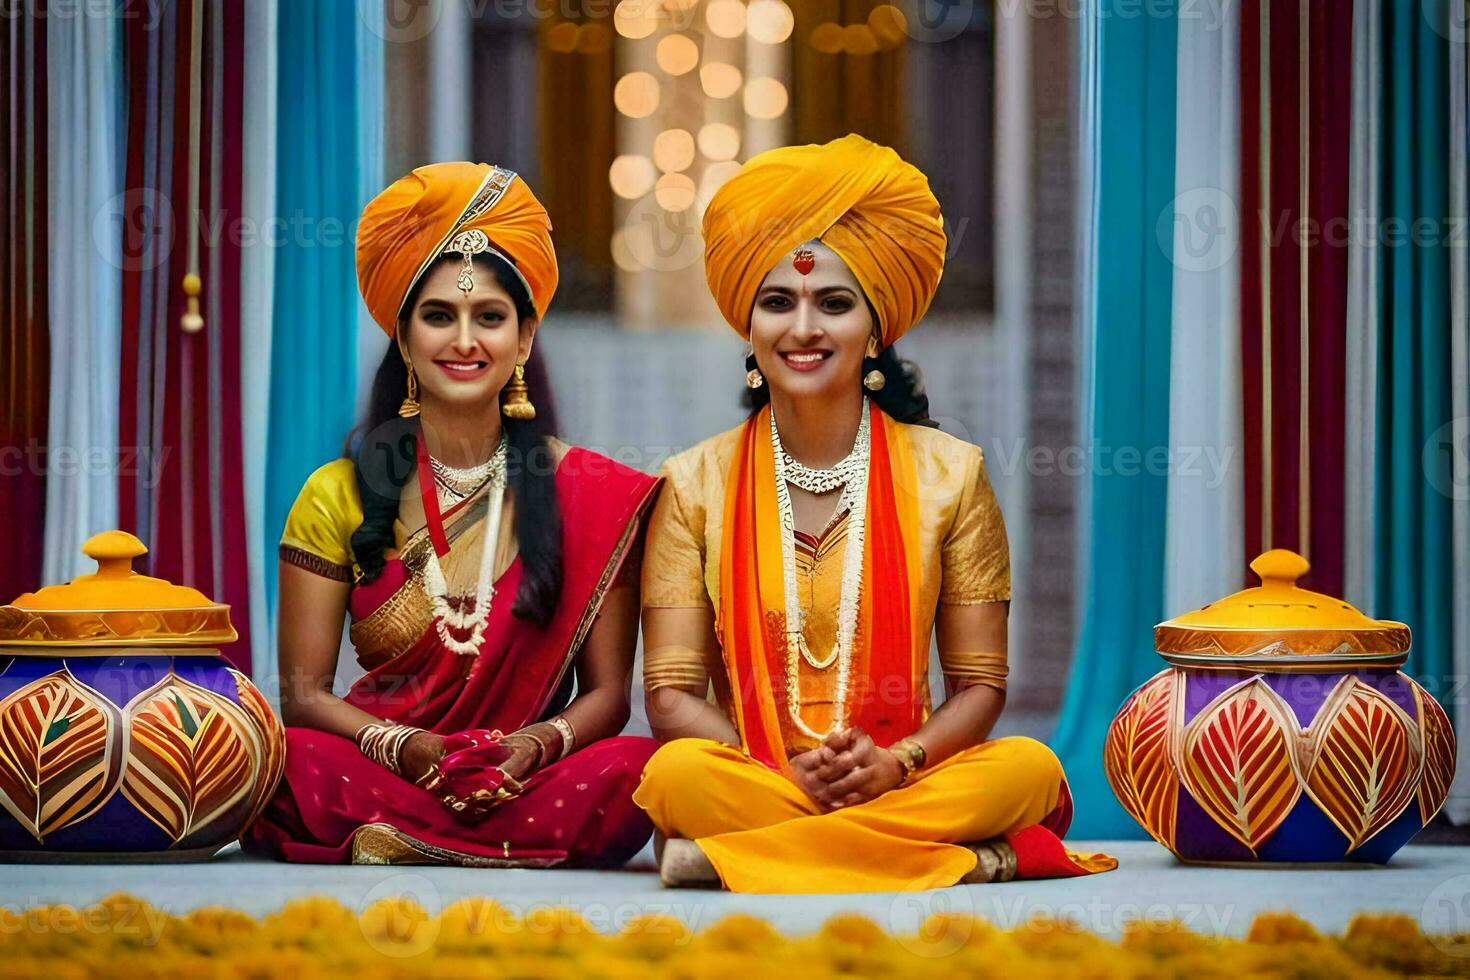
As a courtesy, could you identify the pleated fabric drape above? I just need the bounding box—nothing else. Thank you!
[1052,0,1178,839]
[44,7,124,585]
[1163,0,1244,619]
[0,10,50,601]
[116,0,253,672]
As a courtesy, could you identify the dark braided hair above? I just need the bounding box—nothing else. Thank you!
[344,253,564,627]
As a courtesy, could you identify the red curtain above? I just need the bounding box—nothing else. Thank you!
[1239,0,1352,595]
[0,11,49,602]
[118,0,252,671]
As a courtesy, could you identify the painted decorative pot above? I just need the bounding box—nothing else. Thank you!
[0,531,284,861]
[1104,549,1456,865]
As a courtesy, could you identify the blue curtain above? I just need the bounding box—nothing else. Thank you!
[263,0,378,616]
[1051,0,1178,839]
[1373,0,1454,702]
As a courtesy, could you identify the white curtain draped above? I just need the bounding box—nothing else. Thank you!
[44,12,124,583]
[1163,5,1244,617]
[241,0,279,679]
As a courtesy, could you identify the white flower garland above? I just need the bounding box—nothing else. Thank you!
[770,399,870,740]
[422,435,508,656]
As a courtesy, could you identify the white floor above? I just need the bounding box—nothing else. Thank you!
[7,841,1470,940]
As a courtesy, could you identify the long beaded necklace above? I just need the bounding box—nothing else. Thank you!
[770,397,870,740]
[415,431,508,656]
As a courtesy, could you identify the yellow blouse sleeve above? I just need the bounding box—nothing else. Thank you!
[641,458,715,696]
[939,445,1011,605]
[278,458,362,582]
[640,460,711,609]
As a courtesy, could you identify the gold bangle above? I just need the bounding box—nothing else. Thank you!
[549,716,576,760]
[888,737,926,782]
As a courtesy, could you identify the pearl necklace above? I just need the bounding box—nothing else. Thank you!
[422,435,508,656]
[770,399,870,740]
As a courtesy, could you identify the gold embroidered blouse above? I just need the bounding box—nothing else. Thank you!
[642,420,1011,749]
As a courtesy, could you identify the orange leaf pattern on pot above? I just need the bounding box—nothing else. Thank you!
[1179,676,1301,853]
[0,670,123,841]
[229,668,284,829]
[1414,682,1456,826]
[1299,677,1421,852]
[121,673,258,843]
[1104,669,1182,851]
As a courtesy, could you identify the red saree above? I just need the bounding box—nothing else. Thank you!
[245,448,660,866]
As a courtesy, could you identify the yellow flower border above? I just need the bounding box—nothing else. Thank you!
[1,894,1467,978]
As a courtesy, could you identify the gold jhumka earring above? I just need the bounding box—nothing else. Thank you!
[862,335,885,391]
[398,340,421,418]
[502,363,536,420]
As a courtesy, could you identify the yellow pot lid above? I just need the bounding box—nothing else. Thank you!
[0,531,236,648]
[1153,549,1410,668]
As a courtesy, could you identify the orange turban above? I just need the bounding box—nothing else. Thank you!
[701,134,946,346]
[356,162,559,335]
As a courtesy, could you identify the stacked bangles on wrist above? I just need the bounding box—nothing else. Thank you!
[354,721,426,776]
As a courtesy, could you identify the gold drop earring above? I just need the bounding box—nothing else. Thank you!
[862,335,886,392]
[398,338,421,418]
[744,345,764,389]
[502,362,537,420]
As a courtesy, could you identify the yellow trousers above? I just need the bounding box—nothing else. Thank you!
[634,736,1080,893]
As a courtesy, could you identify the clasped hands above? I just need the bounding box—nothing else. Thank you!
[788,725,906,811]
[402,726,548,823]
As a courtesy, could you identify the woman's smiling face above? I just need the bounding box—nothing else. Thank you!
[402,257,536,410]
[748,241,874,401]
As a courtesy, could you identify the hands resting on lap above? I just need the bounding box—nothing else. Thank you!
[788,726,906,811]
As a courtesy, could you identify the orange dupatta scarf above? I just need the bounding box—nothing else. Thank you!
[717,402,926,772]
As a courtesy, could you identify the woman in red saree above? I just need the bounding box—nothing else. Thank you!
[245,162,659,866]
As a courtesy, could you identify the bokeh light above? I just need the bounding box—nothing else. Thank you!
[655,173,697,212]
[705,0,747,38]
[700,62,743,99]
[613,2,658,40]
[743,77,789,119]
[653,129,697,173]
[655,34,700,76]
[697,123,741,161]
[609,155,658,199]
[613,71,661,117]
[810,22,844,54]
[746,0,794,45]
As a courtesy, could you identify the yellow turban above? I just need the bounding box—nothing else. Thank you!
[356,162,559,335]
[701,134,946,346]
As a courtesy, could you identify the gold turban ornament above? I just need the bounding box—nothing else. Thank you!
[356,162,559,335]
[701,134,947,347]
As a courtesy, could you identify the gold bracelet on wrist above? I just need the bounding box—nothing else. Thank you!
[355,722,426,776]
[548,716,576,760]
[888,737,927,782]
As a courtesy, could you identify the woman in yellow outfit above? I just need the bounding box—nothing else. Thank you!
[633,135,1115,894]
